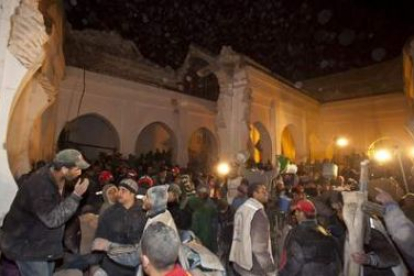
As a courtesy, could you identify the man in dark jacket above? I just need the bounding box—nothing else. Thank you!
[0,149,90,276]
[279,199,342,276]
[92,178,147,276]
[167,184,192,230]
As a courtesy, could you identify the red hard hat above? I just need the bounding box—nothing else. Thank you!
[138,175,154,188]
[293,199,316,215]
[99,170,114,183]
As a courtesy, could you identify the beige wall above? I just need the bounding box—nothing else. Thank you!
[319,93,412,158]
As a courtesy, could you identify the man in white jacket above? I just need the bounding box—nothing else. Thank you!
[230,182,276,276]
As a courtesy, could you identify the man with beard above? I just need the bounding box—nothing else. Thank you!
[0,149,90,276]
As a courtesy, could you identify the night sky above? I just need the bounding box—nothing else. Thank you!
[64,0,414,81]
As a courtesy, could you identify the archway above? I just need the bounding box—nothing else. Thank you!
[183,58,220,101]
[281,125,296,161]
[57,114,120,161]
[135,122,177,164]
[249,122,273,165]
[187,127,218,173]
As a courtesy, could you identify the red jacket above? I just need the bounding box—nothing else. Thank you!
[165,264,191,276]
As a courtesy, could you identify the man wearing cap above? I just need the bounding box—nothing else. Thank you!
[230,182,276,276]
[92,178,147,276]
[279,199,342,276]
[0,149,90,276]
[90,185,178,274]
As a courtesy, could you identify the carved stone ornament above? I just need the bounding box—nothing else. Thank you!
[8,0,48,69]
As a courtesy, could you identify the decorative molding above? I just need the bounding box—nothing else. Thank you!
[8,0,48,69]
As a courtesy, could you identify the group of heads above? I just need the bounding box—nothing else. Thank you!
[116,178,171,212]
[248,181,317,223]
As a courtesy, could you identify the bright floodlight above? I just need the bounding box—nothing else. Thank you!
[374,149,392,163]
[410,147,414,158]
[217,162,230,176]
[336,137,349,148]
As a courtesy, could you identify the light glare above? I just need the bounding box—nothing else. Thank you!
[410,147,414,158]
[336,137,349,147]
[217,162,230,176]
[374,149,392,163]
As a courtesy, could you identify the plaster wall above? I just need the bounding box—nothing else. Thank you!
[57,67,217,166]
[319,93,411,157]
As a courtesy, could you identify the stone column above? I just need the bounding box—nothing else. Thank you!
[173,99,189,166]
[0,0,26,225]
[269,100,277,164]
[215,47,251,162]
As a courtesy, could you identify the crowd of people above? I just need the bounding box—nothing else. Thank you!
[0,149,414,276]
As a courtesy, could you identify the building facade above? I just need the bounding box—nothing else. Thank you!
[0,0,412,224]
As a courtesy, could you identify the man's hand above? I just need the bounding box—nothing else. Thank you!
[375,187,395,205]
[92,238,110,252]
[351,252,370,265]
[73,178,89,197]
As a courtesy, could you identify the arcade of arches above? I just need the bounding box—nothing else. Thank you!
[135,122,177,163]
[1,0,414,223]
[250,123,272,164]
[281,126,296,162]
